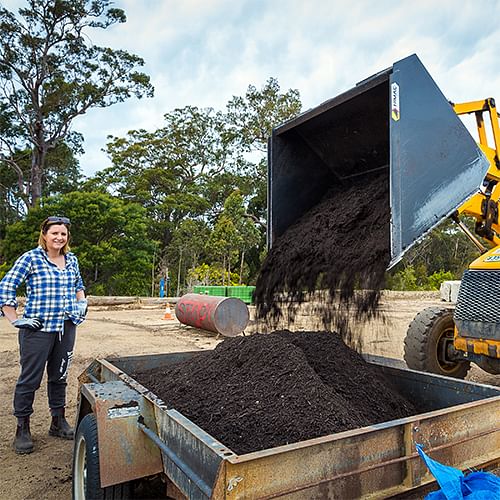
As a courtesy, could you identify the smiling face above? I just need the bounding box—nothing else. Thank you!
[43,224,69,255]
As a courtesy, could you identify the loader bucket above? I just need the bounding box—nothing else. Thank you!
[268,54,489,267]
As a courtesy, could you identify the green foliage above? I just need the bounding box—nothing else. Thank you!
[188,263,240,287]
[85,78,297,292]
[92,106,240,246]
[427,270,455,290]
[386,265,456,291]
[225,79,301,221]
[401,218,480,276]
[386,266,419,291]
[0,261,8,280]
[225,77,302,153]
[42,142,82,197]
[0,142,81,238]
[164,218,210,295]
[207,191,262,284]
[0,0,153,207]
[1,191,155,296]
[386,218,481,291]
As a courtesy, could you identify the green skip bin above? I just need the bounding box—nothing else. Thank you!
[192,285,227,297]
[226,286,255,304]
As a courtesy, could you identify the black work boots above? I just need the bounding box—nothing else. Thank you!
[49,411,74,439]
[14,416,33,454]
[13,411,74,454]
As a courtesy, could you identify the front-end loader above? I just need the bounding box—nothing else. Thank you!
[404,97,500,378]
[267,53,499,379]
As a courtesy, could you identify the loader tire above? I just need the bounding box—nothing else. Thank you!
[404,307,471,379]
[72,413,133,500]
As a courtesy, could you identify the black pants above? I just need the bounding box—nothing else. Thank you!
[14,320,76,418]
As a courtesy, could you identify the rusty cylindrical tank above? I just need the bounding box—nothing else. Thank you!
[175,293,249,337]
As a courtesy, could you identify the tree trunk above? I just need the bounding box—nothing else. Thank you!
[239,251,245,285]
[176,249,183,297]
[30,142,47,208]
[151,249,156,297]
[222,255,226,286]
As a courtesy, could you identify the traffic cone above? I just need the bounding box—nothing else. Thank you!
[162,303,174,320]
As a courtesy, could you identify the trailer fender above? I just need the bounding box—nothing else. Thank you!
[77,380,163,488]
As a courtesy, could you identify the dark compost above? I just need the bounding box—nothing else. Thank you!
[132,331,418,455]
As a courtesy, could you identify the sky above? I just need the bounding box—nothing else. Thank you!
[2,0,500,176]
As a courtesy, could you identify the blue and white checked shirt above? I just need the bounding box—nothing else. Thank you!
[0,246,86,333]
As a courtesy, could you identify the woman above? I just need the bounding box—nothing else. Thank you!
[0,216,87,454]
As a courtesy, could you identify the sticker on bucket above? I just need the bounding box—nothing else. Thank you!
[391,82,400,121]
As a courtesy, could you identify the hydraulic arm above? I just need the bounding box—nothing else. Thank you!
[453,98,500,249]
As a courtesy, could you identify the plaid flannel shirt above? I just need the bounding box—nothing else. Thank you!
[0,246,86,333]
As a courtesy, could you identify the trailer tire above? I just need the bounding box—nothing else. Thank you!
[72,413,133,500]
[404,307,471,379]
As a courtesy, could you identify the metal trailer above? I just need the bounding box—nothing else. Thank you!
[73,351,500,499]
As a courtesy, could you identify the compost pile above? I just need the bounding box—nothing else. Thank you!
[132,330,418,455]
[254,171,390,336]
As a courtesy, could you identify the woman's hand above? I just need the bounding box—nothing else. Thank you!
[76,299,88,317]
[11,318,44,330]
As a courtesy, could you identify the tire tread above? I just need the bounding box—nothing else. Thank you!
[404,307,471,378]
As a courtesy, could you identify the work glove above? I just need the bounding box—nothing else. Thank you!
[11,317,44,331]
[76,299,88,317]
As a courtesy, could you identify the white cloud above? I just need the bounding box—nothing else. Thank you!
[2,0,500,175]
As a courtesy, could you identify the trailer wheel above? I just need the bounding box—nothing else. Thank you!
[404,307,471,379]
[72,413,133,500]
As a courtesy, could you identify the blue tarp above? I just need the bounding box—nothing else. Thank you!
[416,444,500,499]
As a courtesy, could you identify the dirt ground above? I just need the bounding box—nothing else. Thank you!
[0,295,498,499]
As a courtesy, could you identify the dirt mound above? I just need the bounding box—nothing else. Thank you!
[254,172,390,338]
[132,331,417,455]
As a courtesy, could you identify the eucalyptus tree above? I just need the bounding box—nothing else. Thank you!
[226,77,302,153]
[0,140,81,239]
[96,105,244,246]
[0,0,153,209]
[90,79,302,285]
[225,77,302,221]
[95,81,302,236]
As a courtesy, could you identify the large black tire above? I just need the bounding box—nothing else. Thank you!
[72,414,133,500]
[404,307,471,379]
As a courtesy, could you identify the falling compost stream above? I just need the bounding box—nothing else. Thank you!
[254,171,391,339]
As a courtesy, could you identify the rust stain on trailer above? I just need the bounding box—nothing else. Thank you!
[82,381,163,488]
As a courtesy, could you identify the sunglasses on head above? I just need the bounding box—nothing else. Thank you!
[43,216,71,228]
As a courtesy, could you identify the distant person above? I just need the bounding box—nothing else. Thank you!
[0,216,87,454]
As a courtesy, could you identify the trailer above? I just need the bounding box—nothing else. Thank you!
[72,351,500,499]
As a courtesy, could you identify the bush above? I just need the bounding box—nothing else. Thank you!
[386,265,455,291]
[427,270,455,290]
[188,263,240,286]
[0,262,8,281]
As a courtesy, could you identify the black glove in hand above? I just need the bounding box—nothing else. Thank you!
[11,318,43,331]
